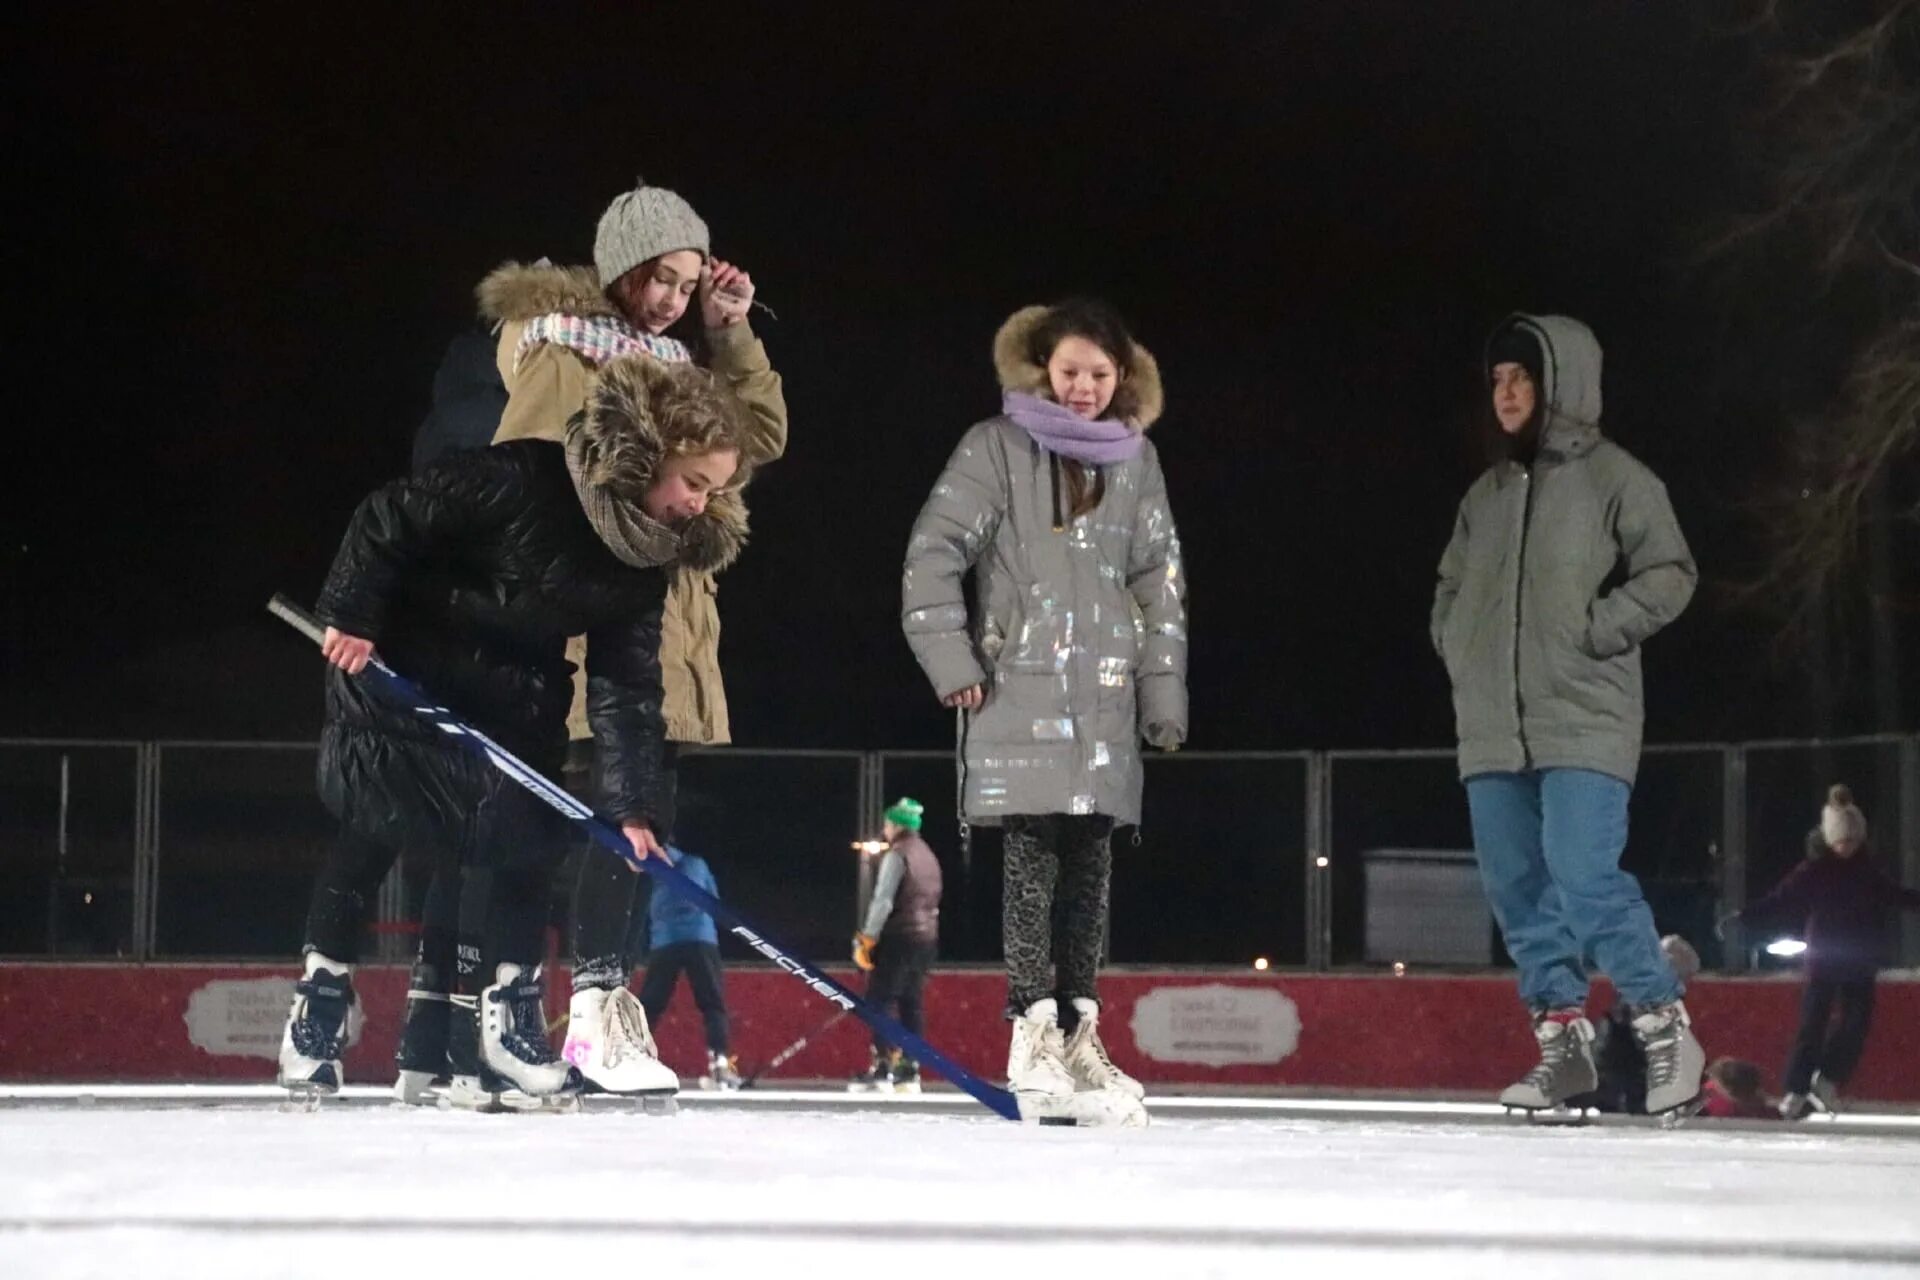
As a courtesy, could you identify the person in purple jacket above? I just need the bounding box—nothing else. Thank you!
[1726,785,1920,1118]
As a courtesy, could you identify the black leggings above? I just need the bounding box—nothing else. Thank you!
[571,745,680,991]
[306,826,551,999]
[303,828,398,965]
[1784,977,1877,1092]
[406,743,677,999]
[637,940,729,1053]
[868,937,936,1055]
[1001,813,1114,1018]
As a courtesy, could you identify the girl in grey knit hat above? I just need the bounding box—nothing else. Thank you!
[394,178,789,1107]
[592,180,759,338]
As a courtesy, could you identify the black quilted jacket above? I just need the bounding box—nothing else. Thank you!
[315,439,669,828]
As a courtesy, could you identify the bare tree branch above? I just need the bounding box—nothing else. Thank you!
[1705,0,1920,639]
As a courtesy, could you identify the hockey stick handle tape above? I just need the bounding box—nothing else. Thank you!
[268,594,328,646]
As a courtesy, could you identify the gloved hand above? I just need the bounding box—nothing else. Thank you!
[852,933,877,972]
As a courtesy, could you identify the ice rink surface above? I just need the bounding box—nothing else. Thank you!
[5,1090,1918,1280]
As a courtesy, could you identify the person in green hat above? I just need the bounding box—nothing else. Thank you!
[849,798,944,1093]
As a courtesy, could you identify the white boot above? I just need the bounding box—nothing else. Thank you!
[393,1070,442,1106]
[277,952,355,1095]
[1007,998,1075,1103]
[1062,998,1145,1100]
[561,986,678,1096]
[1809,1071,1841,1115]
[479,964,581,1098]
[703,1050,742,1092]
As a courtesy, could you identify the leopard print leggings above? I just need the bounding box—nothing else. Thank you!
[1002,813,1115,1018]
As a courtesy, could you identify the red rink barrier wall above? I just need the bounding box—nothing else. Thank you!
[2,964,1916,1102]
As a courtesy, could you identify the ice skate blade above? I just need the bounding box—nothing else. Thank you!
[279,1086,329,1114]
[1652,1095,1706,1129]
[1017,1089,1149,1128]
[392,1071,446,1108]
[578,1074,680,1101]
[1506,1104,1595,1126]
[640,1094,679,1116]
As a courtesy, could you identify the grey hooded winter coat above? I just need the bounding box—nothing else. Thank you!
[902,308,1188,825]
[1432,314,1696,785]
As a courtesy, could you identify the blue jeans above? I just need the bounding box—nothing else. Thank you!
[1465,768,1680,1012]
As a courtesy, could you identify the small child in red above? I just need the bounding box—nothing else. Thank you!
[1698,1057,1779,1120]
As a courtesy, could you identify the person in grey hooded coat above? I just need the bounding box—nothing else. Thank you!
[902,299,1185,1119]
[1432,312,1704,1116]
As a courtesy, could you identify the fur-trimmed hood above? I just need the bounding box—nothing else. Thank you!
[992,305,1164,429]
[478,260,619,325]
[572,355,750,574]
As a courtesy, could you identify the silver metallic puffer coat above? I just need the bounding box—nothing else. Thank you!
[901,308,1188,825]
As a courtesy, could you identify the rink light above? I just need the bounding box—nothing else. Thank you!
[1315,856,1330,869]
[1392,962,1406,977]
[1252,957,1270,972]
[851,839,889,855]
[1766,937,1808,958]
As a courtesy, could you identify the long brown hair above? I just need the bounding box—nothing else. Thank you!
[1059,459,1106,522]
[1029,299,1133,522]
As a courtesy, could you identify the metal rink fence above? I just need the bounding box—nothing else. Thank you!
[2,734,1915,970]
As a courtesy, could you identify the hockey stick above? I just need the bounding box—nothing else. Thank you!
[268,594,1020,1122]
[741,1008,851,1088]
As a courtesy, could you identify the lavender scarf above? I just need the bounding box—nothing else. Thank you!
[1002,391,1144,465]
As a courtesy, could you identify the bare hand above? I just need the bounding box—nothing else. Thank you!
[321,626,374,674]
[622,821,668,868]
[941,683,984,710]
[700,258,754,329]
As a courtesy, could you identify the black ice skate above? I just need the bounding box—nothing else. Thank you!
[1808,1070,1841,1115]
[475,964,582,1104]
[848,1048,896,1093]
[393,979,451,1107]
[890,1055,922,1094]
[277,959,356,1105]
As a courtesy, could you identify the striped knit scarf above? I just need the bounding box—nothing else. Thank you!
[516,313,692,374]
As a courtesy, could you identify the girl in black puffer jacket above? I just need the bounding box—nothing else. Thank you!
[277,356,750,1109]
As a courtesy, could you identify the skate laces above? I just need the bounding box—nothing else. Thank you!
[491,979,560,1066]
[603,989,658,1067]
[290,974,353,1061]
[1010,1016,1045,1071]
[1520,1015,1581,1091]
[1069,1015,1122,1082]
[1634,1005,1686,1090]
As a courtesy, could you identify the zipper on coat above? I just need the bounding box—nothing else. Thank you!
[1048,452,1065,532]
[1511,464,1535,766]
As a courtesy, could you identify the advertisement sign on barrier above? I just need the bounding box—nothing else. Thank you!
[183,977,299,1060]
[1130,983,1301,1067]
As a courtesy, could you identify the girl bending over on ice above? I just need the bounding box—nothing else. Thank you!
[279,357,748,1111]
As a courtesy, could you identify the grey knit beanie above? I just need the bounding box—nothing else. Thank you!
[594,180,710,288]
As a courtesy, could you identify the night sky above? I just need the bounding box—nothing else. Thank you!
[6,3,1888,752]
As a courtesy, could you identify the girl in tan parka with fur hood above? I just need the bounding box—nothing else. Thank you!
[397,181,785,1101]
